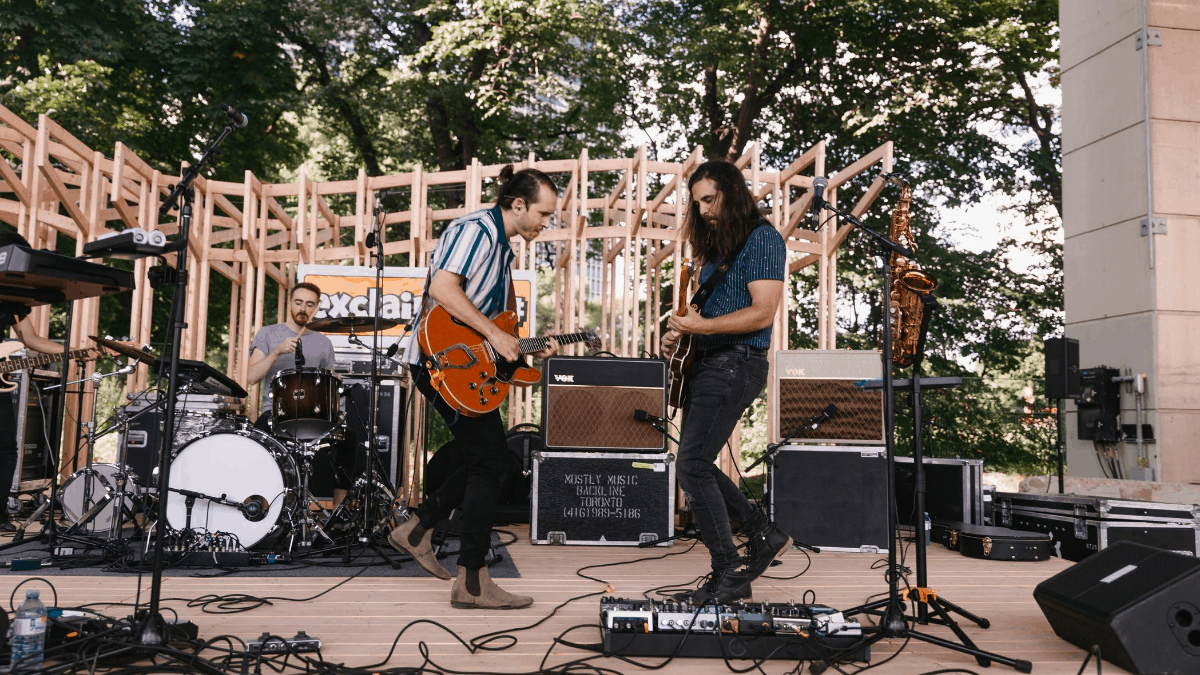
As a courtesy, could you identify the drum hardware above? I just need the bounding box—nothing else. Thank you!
[90,334,158,367]
[277,437,337,552]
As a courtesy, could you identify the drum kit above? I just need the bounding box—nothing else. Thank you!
[46,316,406,556]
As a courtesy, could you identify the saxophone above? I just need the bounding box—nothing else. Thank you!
[885,174,937,367]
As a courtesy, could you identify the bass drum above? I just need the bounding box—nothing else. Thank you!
[166,429,297,550]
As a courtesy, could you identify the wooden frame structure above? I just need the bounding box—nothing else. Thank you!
[1,103,896,500]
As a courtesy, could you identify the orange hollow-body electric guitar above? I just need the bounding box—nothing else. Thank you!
[418,305,600,416]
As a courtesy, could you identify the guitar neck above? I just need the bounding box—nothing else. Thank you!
[518,332,591,355]
[0,349,92,374]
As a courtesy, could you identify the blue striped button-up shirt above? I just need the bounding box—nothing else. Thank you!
[406,205,514,365]
[695,223,786,351]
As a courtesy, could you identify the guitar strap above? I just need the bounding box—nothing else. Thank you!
[686,219,766,314]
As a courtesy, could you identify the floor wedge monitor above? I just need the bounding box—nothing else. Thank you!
[1033,541,1200,675]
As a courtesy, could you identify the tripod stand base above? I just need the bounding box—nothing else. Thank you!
[845,588,1029,672]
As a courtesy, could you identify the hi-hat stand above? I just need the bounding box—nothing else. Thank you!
[809,178,1031,673]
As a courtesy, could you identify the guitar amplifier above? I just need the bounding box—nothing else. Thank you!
[772,350,883,444]
[542,357,667,452]
[10,370,61,492]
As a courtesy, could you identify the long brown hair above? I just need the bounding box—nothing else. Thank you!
[683,160,761,266]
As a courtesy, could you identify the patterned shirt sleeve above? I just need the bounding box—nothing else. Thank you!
[434,221,494,280]
[744,225,787,283]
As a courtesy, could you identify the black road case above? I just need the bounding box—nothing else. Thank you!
[997,491,1200,562]
[768,445,890,553]
[531,451,674,546]
[894,456,984,526]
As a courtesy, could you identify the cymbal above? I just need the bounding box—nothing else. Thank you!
[306,316,401,333]
[90,335,156,366]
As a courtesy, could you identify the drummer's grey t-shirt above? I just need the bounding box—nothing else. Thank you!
[250,323,336,410]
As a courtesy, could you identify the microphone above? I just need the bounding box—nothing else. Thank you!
[386,342,399,358]
[241,495,268,522]
[294,336,306,368]
[809,176,828,231]
[811,403,838,429]
[634,409,668,426]
[365,232,377,248]
[219,103,248,129]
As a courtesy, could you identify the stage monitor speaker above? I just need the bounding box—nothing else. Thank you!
[1044,337,1080,400]
[772,350,883,444]
[542,356,666,452]
[1034,541,1200,675]
[1077,366,1120,442]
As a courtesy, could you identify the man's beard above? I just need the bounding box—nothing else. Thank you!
[292,312,309,326]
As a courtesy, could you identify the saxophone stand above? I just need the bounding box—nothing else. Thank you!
[808,184,1030,674]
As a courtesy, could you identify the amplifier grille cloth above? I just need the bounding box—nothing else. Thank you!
[777,379,883,442]
[545,386,665,450]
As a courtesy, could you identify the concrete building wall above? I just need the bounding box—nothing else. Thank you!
[1060,0,1200,484]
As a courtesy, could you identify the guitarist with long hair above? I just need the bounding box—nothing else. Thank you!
[0,231,75,532]
[661,159,789,604]
[393,165,558,609]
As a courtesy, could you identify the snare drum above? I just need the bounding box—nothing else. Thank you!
[270,367,342,439]
[59,463,138,533]
[166,428,298,549]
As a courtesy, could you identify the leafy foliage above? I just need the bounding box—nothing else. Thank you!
[0,0,1063,473]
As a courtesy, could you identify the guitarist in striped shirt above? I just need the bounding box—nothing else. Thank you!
[392,165,558,609]
[0,232,73,532]
[660,160,789,604]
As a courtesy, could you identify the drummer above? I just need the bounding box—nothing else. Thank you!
[247,282,361,505]
[246,282,336,416]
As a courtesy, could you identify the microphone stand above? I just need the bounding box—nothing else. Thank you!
[135,117,240,648]
[813,194,1030,672]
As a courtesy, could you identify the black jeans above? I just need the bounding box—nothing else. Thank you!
[0,391,17,521]
[676,345,769,570]
[410,365,509,570]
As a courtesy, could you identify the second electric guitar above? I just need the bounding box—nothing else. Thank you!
[418,305,600,416]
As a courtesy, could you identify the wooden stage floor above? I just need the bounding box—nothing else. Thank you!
[0,525,1120,675]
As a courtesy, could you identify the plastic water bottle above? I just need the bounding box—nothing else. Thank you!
[924,512,932,545]
[11,589,47,669]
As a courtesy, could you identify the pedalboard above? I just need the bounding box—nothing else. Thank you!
[248,631,322,654]
[599,597,870,662]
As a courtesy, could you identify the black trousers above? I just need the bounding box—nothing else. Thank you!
[0,391,17,521]
[410,365,509,570]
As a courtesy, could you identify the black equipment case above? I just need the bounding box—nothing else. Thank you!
[931,519,1052,561]
[997,491,1200,562]
[768,445,890,553]
[531,451,674,546]
[894,456,984,526]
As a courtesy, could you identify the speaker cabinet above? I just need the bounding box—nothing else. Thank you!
[542,357,666,452]
[10,370,61,492]
[772,350,883,444]
[1034,541,1200,675]
[768,445,890,553]
[1044,337,1080,400]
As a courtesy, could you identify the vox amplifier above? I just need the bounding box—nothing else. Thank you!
[772,350,883,444]
[542,357,667,452]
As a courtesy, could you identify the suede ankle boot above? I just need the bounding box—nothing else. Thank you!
[388,517,451,579]
[451,566,533,609]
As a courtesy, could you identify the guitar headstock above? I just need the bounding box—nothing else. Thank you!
[583,329,602,353]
